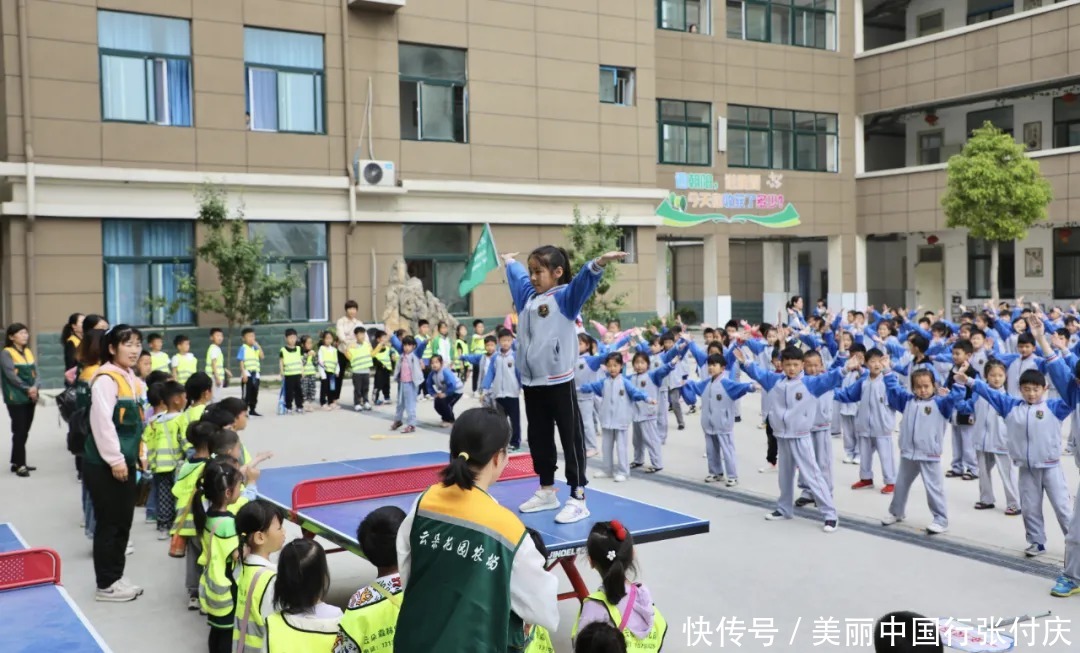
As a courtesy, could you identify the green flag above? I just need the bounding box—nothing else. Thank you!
[459,224,499,296]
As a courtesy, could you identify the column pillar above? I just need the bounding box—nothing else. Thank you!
[827,234,868,313]
[762,241,787,325]
[655,240,671,316]
[703,234,731,325]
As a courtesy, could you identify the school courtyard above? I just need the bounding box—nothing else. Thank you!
[3,383,1080,652]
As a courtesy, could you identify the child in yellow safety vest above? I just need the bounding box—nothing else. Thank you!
[143,380,186,540]
[453,324,470,383]
[371,331,397,407]
[171,334,198,385]
[205,328,227,401]
[571,521,667,652]
[300,335,318,412]
[178,373,214,455]
[317,330,341,410]
[279,329,304,415]
[194,457,245,653]
[469,319,488,397]
[334,506,406,653]
[147,333,170,375]
[172,420,221,611]
[266,540,342,653]
[349,327,374,412]
[233,499,288,653]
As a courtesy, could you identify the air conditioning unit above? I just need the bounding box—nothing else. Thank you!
[354,159,396,189]
[349,0,404,12]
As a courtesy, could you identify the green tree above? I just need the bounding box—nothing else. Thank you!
[179,185,301,362]
[942,122,1053,304]
[565,206,627,324]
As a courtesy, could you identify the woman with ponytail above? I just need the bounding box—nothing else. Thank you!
[393,406,558,653]
[572,520,668,650]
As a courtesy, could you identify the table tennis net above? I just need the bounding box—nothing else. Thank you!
[292,453,537,510]
[0,548,61,591]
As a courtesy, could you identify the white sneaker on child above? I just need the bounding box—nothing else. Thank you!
[125,541,134,556]
[118,577,144,595]
[881,513,902,526]
[555,498,590,524]
[592,471,610,479]
[613,474,627,482]
[518,489,560,513]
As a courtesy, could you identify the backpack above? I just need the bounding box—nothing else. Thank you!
[66,404,92,455]
[56,385,78,423]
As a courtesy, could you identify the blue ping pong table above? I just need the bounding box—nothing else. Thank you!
[0,523,112,653]
[258,451,709,601]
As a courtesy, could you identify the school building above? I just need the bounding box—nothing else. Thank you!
[0,0,1078,382]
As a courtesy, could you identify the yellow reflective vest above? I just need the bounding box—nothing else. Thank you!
[337,581,402,652]
[571,587,667,652]
[173,353,198,384]
[199,512,239,627]
[267,612,339,652]
[280,347,303,377]
[234,562,276,652]
[524,625,555,653]
[205,344,225,381]
[348,342,373,372]
[143,412,184,473]
[241,344,262,374]
[319,345,339,375]
[170,459,207,536]
[149,351,171,374]
[302,350,317,377]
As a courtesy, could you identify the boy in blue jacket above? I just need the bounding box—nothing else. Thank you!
[481,328,523,450]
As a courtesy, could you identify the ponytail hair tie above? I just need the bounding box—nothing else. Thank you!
[610,520,627,542]
[457,452,470,461]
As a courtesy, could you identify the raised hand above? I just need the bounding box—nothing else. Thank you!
[953,371,970,386]
[732,348,747,364]
[596,251,627,267]
[501,252,519,265]
[937,387,950,397]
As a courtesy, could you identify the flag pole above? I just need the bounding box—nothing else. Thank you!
[486,223,501,267]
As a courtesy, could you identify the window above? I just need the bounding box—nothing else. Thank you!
[659,0,710,33]
[399,44,468,143]
[103,220,194,326]
[403,225,471,315]
[244,28,325,134]
[916,10,944,36]
[726,0,837,51]
[97,11,192,126]
[617,227,638,264]
[1055,228,1080,297]
[248,223,328,322]
[727,105,838,172]
[599,67,635,106]
[967,106,1014,138]
[658,100,711,166]
[917,130,944,165]
[967,2,1013,24]
[1053,96,1080,148]
[967,237,1015,299]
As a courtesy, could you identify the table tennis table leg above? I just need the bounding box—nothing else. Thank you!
[547,558,589,602]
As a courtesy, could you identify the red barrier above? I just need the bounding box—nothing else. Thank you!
[0,548,61,591]
[292,453,537,511]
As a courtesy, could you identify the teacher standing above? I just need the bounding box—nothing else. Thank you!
[2,323,38,478]
[84,325,145,603]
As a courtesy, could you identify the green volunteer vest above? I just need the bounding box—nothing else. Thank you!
[1,347,35,405]
[394,484,525,653]
[470,334,486,355]
[205,344,225,380]
[83,369,143,467]
[348,342,373,372]
[174,354,198,384]
[171,460,207,536]
[241,345,261,374]
[200,514,238,626]
[266,613,338,652]
[280,347,303,376]
[339,582,402,653]
[75,364,100,411]
[302,351,317,376]
[571,588,668,652]
[319,346,339,374]
[233,563,277,652]
[149,351,170,374]
[524,625,554,653]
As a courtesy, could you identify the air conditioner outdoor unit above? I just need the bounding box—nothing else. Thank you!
[349,0,405,12]
[355,159,396,188]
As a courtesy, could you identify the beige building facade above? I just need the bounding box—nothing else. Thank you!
[4,0,1076,380]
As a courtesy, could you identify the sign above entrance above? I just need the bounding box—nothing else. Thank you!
[656,172,801,229]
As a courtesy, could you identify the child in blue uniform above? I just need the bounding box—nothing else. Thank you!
[579,354,654,482]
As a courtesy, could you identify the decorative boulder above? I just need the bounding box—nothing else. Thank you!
[382,259,459,334]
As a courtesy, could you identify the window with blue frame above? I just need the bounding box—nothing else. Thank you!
[599,66,635,106]
[97,11,192,126]
[244,28,325,134]
[248,222,329,322]
[103,220,195,326]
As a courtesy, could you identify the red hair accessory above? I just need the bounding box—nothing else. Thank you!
[610,520,627,542]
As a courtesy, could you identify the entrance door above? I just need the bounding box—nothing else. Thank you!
[914,245,944,312]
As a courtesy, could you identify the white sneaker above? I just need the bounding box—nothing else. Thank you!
[555,498,590,524]
[354,405,362,412]
[702,452,707,458]
[613,474,627,482]
[518,489,560,513]
[881,513,902,526]
[926,522,948,535]
[764,510,787,521]
[125,541,134,556]
[118,577,144,596]
[585,449,599,458]
[187,596,200,611]
[759,464,777,473]
[592,471,611,479]
[725,478,738,487]
[823,520,838,533]
[95,580,138,602]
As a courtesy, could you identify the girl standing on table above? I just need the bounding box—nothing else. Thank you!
[504,246,626,524]
[2,323,39,478]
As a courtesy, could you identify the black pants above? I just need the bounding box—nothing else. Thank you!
[765,421,778,465]
[153,470,176,532]
[320,377,336,405]
[7,403,35,467]
[84,462,136,589]
[495,397,521,448]
[374,366,391,401]
[243,376,260,412]
[523,382,587,494]
[209,626,232,653]
[336,351,349,398]
[435,393,462,423]
[353,372,370,406]
[420,365,431,396]
[471,367,481,393]
[283,375,302,410]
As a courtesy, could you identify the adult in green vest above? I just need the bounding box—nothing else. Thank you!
[2,323,39,477]
[84,324,146,603]
[394,407,559,653]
